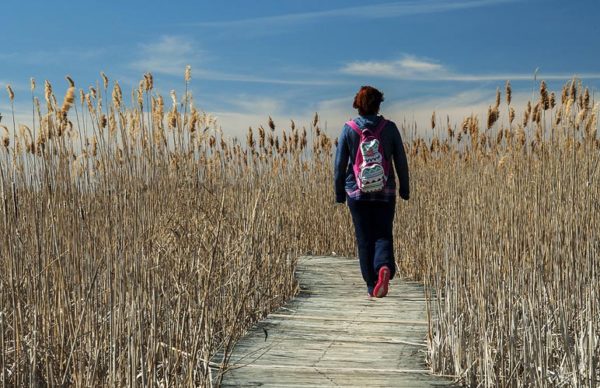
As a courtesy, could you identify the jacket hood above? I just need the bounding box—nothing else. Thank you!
[353,114,382,129]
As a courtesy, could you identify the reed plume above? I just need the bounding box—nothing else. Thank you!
[112,82,122,109]
[101,72,109,90]
[268,116,275,131]
[0,71,597,388]
[495,87,501,108]
[6,85,14,102]
[1,125,9,147]
[144,73,154,91]
[487,106,499,129]
[523,101,531,126]
[185,65,191,82]
[540,81,550,110]
[61,86,75,115]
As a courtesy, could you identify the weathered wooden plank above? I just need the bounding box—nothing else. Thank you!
[268,313,429,325]
[211,256,455,387]
[220,368,450,388]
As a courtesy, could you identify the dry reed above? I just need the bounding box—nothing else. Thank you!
[0,71,598,387]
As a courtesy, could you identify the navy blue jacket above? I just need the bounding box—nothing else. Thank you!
[334,115,410,203]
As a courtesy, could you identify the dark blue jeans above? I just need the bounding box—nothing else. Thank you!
[347,198,396,291]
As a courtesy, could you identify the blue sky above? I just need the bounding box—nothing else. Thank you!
[1,0,599,137]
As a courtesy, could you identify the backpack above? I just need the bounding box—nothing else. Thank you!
[346,118,390,193]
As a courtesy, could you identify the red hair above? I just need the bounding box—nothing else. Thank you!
[353,86,384,116]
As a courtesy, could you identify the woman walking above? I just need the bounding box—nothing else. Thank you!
[334,86,410,298]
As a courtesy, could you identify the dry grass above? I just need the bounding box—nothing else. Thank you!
[0,71,350,386]
[0,70,598,387]
[403,79,599,386]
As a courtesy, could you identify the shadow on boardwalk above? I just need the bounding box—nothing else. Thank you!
[211,256,456,387]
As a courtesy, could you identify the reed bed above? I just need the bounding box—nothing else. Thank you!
[0,71,351,386]
[0,70,597,386]
[414,81,600,386]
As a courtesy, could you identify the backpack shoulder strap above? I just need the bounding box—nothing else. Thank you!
[345,120,362,135]
[346,119,388,136]
[373,118,388,136]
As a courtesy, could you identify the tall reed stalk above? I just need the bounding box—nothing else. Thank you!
[0,71,597,386]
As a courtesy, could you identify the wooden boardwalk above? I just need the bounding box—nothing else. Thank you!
[212,256,453,387]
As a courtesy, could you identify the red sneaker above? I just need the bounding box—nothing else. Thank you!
[373,266,390,298]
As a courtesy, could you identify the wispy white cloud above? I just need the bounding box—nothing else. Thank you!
[342,55,445,79]
[314,88,535,138]
[213,97,299,137]
[341,55,600,82]
[211,78,564,139]
[212,87,515,139]
[130,35,344,85]
[228,97,284,116]
[194,70,344,86]
[388,89,524,129]
[130,35,199,76]
[428,73,600,82]
[189,0,516,28]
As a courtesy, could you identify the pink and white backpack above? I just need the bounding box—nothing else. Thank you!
[346,118,390,193]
